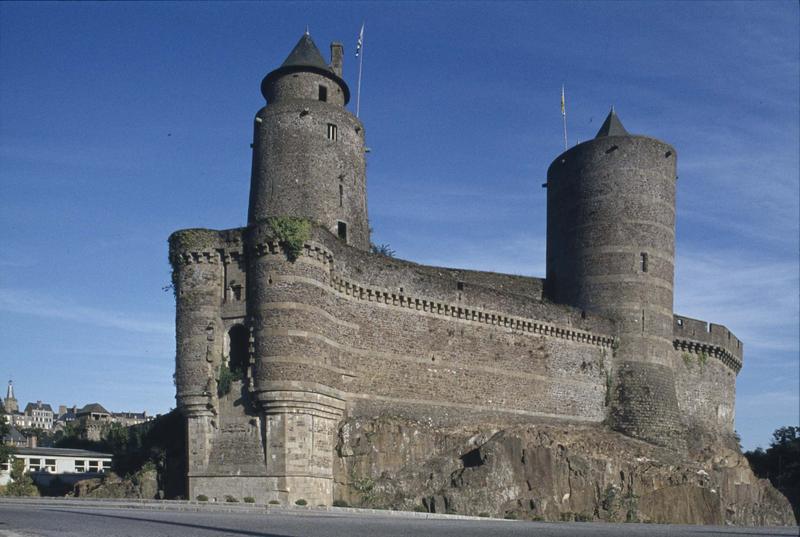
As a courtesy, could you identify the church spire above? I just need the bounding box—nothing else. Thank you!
[595,107,629,138]
[4,379,18,413]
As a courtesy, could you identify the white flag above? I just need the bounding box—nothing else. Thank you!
[356,23,364,57]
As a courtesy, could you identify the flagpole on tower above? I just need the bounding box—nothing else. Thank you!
[561,84,568,151]
[356,22,365,118]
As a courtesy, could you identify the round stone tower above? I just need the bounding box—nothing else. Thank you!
[248,33,369,250]
[545,109,683,447]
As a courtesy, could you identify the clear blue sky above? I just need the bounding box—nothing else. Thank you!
[0,1,797,450]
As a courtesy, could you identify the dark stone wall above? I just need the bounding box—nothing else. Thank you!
[248,78,369,251]
[546,135,677,347]
[170,230,224,417]
[264,71,346,107]
[242,227,615,428]
[546,134,682,446]
[674,314,743,368]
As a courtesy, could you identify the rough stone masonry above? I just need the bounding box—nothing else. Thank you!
[168,33,794,524]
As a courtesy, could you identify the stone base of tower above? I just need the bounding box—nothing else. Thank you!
[610,361,686,450]
[186,475,333,505]
[256,384,347,506]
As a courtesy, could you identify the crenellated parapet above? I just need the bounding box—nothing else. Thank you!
[673,314,743,373]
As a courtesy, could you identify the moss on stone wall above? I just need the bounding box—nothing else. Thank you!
[168,229,221,266]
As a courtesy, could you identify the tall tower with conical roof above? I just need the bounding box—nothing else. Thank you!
[545,109,683,447]
[248,33,370,250]
[4,380,18,413]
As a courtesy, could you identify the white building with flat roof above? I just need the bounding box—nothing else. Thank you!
[0,446,112,486]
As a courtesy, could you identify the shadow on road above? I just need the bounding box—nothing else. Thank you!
[48,509,294,537]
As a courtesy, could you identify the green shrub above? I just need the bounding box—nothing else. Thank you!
[412,504,428,512]
[504,512,518,520]
[225,495,238,503]
[217,363,234,396]
[295,498,307,506]
[267,217,311,261]
[268,500,280,505]
[575,512,592,522]
[196,494,208,502]
[243,496,255,503]
[3,459,39,497]
[332,499,349,507]
[478,512,490,517]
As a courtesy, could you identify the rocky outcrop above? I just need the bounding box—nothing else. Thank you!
[333,416,796,526]
[73,467,158,499]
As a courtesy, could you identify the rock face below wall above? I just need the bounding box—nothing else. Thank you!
[333,416,796,526]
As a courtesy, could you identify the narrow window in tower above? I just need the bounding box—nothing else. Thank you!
[319,85,328,102]
[337,221,348,243]
[640,252,649,272]
[339,184,344,207]
[327,123,338,140]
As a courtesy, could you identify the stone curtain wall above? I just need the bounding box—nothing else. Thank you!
[249,225,615,429]
[172,225,743,505]
[672,315,740,435]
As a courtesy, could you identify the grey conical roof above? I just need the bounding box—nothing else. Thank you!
[261,33,351,104]
[281,34,334,73]
[595,108,629,138]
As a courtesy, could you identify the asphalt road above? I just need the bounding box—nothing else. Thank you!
[0,501,797,537]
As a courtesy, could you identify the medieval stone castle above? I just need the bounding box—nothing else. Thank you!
[169,33,743,505]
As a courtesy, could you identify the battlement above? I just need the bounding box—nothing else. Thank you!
[673,314,743,373]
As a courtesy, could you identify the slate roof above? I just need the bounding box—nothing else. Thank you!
[3,425,25,443]
[280,33,332,72]
[23,402,53,413]
[595,108,629,138]
[261,33,351,104]
[77,403,110,416]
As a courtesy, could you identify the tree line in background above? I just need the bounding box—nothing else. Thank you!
[744,426,800,522]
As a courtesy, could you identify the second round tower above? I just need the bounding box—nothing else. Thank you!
[545,110,683,446]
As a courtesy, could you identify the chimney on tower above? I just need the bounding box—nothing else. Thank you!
[330,42,343,77]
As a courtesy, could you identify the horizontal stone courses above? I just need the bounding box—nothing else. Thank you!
[261,328,602,389]
[176,238,613,351]
[569,245,675,263]
[324,272,614,349]
[561,219,675,237]
[555,191,676,212]
[673,338,742,373]
[261,355,356,377]
[262,302,360,330]
[579,275,673,292]
[348,393,603,422]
